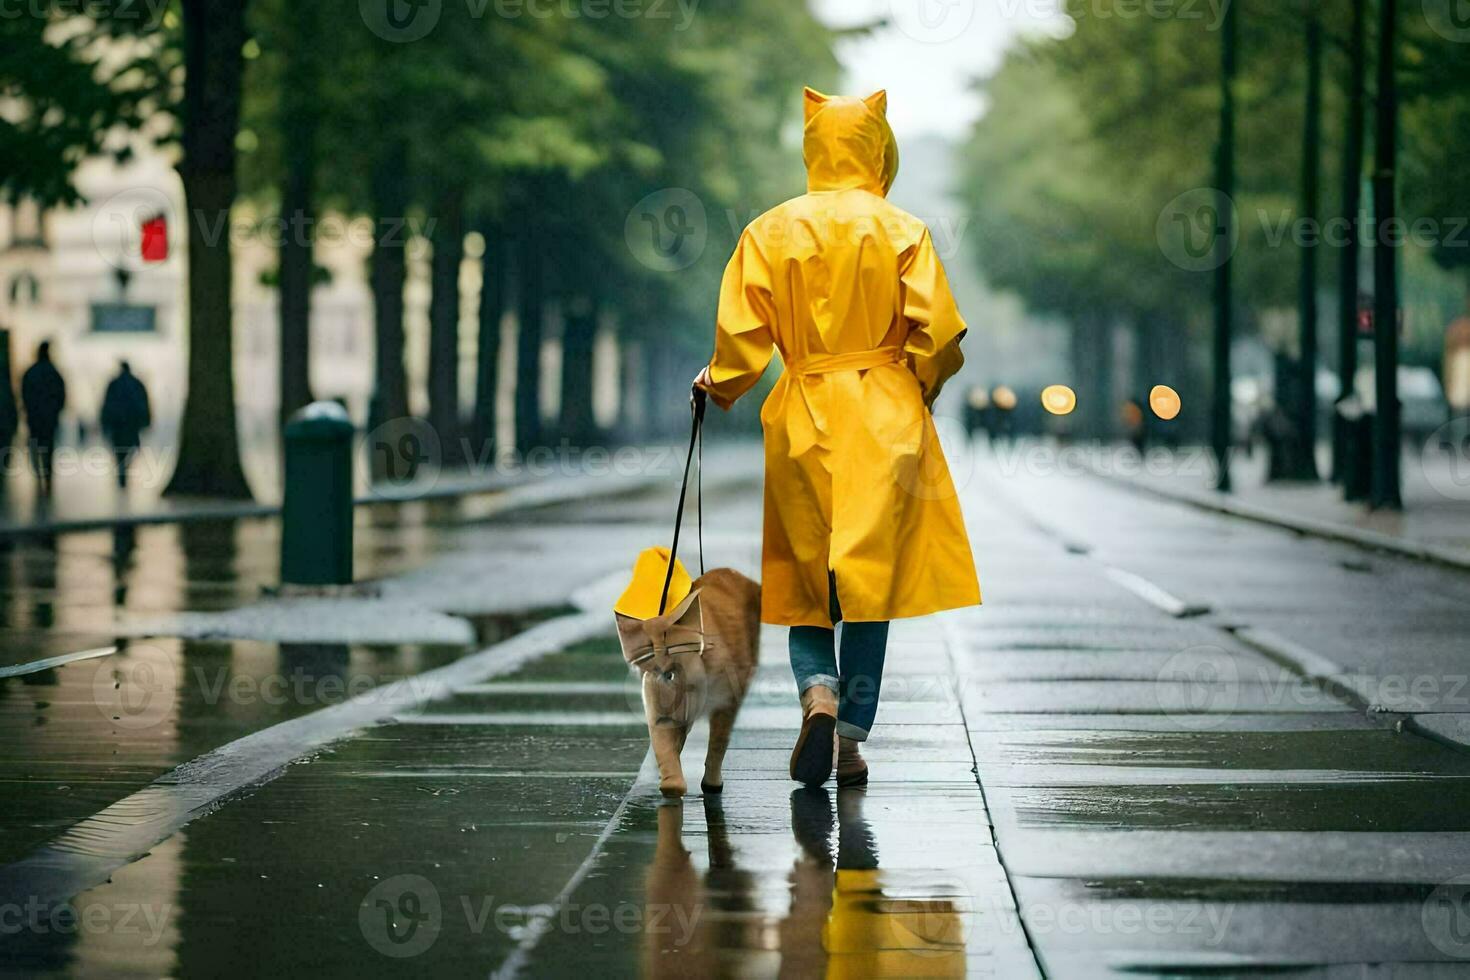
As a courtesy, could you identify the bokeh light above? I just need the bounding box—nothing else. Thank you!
[991,385,1018,411]
[1150,384,1182,420]
[1041,384,1077,415]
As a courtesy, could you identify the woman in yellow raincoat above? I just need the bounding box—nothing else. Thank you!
[694,87,980,788]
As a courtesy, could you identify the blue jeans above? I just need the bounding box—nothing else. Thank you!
[789,575,890,741]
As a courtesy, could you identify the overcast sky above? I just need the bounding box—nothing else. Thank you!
[809,0,1065,140]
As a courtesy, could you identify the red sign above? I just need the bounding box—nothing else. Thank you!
[141,214,168,263]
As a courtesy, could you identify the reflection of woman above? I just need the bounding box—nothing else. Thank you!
[784,789,966,977]
[695,88,980,789]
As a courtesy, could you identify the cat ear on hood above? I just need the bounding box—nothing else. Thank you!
[803,86,832,124]
[863,89,888,117]
[669,588,702,630]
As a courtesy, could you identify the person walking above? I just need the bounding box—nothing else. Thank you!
[20,340,66,497]
[694,88,980,788]
[100,361,151,489]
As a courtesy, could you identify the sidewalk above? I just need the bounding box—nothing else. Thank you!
[1071,440,1470,569]
[11,438,1470,975]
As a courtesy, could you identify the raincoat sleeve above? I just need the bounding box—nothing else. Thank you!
[900,228,967,406]
[705,229,777,411]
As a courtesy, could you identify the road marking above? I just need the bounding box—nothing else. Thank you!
[0,645,118,679]
[1104,567,1212,618]
[0,610,613,911]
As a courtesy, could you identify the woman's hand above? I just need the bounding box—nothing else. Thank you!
[692,365,713,392]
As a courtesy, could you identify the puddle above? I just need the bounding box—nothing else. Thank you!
[0,636,475,866]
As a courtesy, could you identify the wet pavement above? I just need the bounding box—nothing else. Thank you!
[6,437,1470,976]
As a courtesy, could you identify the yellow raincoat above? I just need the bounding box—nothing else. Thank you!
[701,87,981,627]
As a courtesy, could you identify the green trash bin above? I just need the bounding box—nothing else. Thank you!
[281,401,355,585]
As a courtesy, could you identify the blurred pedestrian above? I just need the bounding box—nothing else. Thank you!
[100,361,151,489]
[20,341,65,497]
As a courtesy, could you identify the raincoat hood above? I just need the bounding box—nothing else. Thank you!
[802,87,899,197]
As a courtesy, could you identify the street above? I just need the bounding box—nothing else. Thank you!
[3,438,1470,976]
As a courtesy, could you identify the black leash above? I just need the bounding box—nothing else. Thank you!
[658,386,706,615]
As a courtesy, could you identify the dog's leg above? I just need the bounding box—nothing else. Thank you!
[644,676,687,797]
[702,706,736,794]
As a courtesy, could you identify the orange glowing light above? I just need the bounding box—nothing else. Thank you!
[991,385,1018,411]
[1041,384,1077,416]
[1150,385,1182,420]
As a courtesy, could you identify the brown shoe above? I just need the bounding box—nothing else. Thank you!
[790,686,837,786]
[836,735,869,787]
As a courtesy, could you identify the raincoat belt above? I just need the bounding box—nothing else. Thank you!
[787,346,902,377]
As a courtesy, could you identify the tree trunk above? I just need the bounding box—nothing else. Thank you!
[1211,0,1238,492]
[559,295,598,446]
[1277,1,1323,481]
[1333,0,1368,483]
[428,188,464,464]
[515,231,544,453]
[277,5,317,429]
[165,0,252,499]
[369,142,409,437]
[475,223,506,458]
[1371,0,1402,508]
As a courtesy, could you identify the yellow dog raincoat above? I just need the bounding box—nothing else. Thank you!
[700,87,981,627]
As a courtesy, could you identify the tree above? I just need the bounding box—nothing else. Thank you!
[165,0,253,498]
[1213,0,1240,491]
[1333,0,1368,483]
[273,0,322,426]
[0,1,159,206]
[1275,0,1324,482]
[1371,0,1402,508]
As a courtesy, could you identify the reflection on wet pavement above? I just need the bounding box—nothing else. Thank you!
[0,490,680,901]
[0,635,470,866]
[956,454,1470,976]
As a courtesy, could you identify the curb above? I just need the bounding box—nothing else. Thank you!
[1093,467,1470,574]
[1234,626,1470,755]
